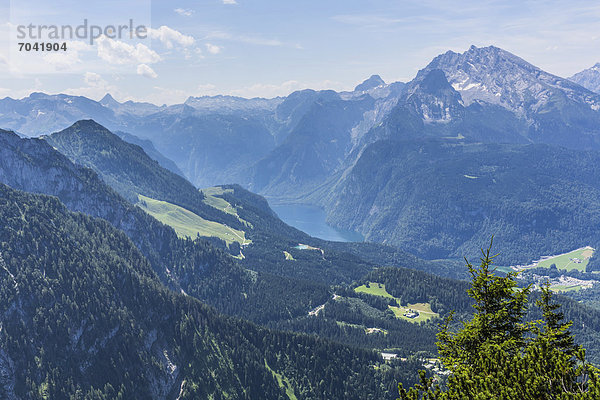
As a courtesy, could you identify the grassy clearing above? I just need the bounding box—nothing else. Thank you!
[283,251,295,261]
[388,303,439,323]
[534,247,594,272]
[550,285,582,293]
[354,282,439,323]
[201,186,253,228]
[137,194,251,246]
[201,187,236,215]
[264,360,297,400]
[354,282,394,299]
[335,321,388,335]
[365,327,388,335]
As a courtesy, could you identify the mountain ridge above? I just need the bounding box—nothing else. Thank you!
[570,62,600,94]
[6,45,600,265]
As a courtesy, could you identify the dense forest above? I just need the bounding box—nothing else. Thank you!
[0,183,423,399]
[0,128,336,327]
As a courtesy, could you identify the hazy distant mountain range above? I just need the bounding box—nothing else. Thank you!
[0,71,407,189]
[2,45,600,264]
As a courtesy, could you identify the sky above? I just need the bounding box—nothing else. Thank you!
[1,0,600,104]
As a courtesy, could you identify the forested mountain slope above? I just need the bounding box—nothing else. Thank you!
[0,184,419,399]
[43,119,239,227]
[324,138,600,264]
[0,122,469,360]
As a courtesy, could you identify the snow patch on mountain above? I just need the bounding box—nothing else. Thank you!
[418,45,600,118]
[184,95,283,114]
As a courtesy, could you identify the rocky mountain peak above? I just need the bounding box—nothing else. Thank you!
[417,69,454,93]
[100,93,120,107]
[27,92,54,101]
[354,75,386,92]
[405,69,463,123]
[569,63,600,94]
[415,45,600,117]
[68,119,108,132]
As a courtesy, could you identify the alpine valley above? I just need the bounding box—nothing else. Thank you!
[3,45,600,399]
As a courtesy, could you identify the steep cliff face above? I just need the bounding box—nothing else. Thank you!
[250,93,376,196]
[404,69,464,123]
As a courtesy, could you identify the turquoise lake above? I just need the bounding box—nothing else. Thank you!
[270,203,364,243]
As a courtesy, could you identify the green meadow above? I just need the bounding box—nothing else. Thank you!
[137,194,251,246]
[534,247,594,272]
[201,187,237,215]
[354,282,439,323]
[388,303,438,323]
[354,282,394,299]
[201,186,253,226]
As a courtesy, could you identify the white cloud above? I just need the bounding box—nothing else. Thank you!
[148,26,195,48]
[205,43,221,54]
[43,52,80,70]
[137,64,158,79]
[174,8,194,17]
[69,41,94,52]
[222,0,238,4]
[97,35,161,65]
[206,31,283,46]
[41,41,92,71]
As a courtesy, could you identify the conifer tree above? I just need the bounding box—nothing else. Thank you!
[398,240,600,399]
